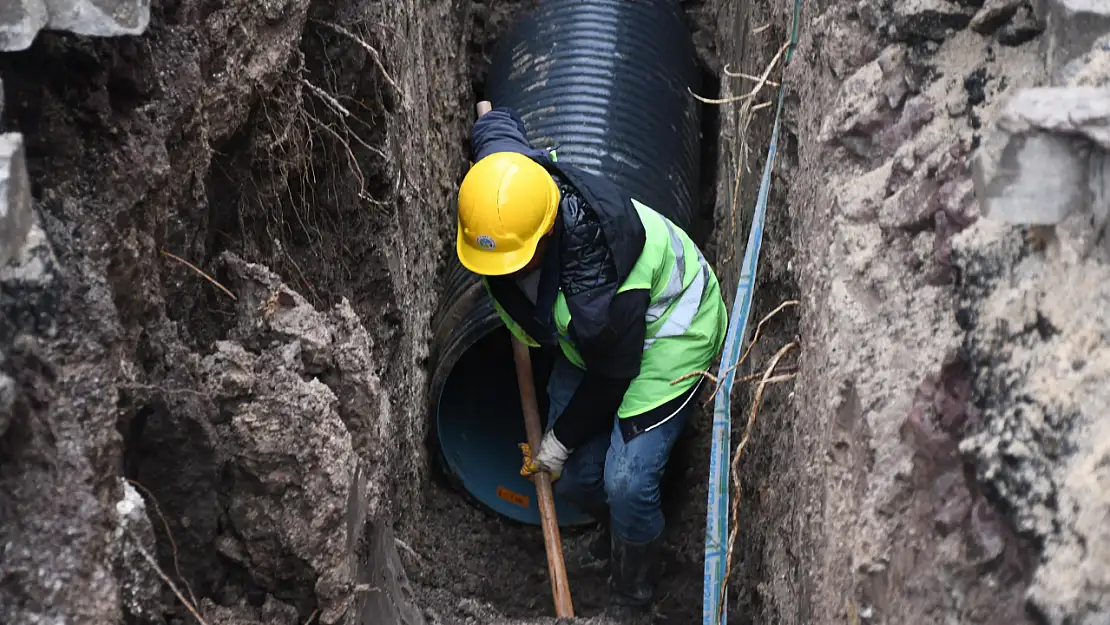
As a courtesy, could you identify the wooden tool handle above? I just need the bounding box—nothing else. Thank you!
[512,338,575,617]
[474,100,574,617]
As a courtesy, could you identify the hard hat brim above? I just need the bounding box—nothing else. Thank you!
[455,230,540,276]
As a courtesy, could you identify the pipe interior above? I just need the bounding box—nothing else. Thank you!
[435,326,595,527]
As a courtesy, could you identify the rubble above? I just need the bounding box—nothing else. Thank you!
[0,0,150,51]
[0,134,32,270]
[892,0,977,42]
[1036,0,1110,75]
[952,26,1110,625]
[972,45,1110,240]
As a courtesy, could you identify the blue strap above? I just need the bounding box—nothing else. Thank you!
[702,3,801,623]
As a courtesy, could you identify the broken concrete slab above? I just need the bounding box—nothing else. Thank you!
[998,87,1110,150]
[1036,0,1110,76]
[0,0,47,51]
[0,133,34,270]
[44,0,150,38]
[1055,33,1110,87]
[0,0,149,51]
[973,86,1110,226]
[974,130,1089,225]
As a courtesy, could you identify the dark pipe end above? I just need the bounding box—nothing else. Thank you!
[433,326,594,527]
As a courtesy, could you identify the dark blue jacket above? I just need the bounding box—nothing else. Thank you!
[472,108,684,445]
[471,107,648,377]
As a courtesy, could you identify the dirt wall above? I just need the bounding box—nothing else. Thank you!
[3,0,1109,624]
[0,1,472,623]
[722,0,1110,624]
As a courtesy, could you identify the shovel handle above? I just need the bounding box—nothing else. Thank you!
[474,100,574,618]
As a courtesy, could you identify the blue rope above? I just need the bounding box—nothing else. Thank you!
[702,3,801,622]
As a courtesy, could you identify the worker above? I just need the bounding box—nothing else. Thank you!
[456,105,727,619]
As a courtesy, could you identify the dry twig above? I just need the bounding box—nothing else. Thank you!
[126,527,212,625]
[690,41,789,106]
[310,19,407,104]
[127,479,199,610]
[160,250,236,300]
[715,39,791,264]
[669,300,798,398]
[718,341,798,617]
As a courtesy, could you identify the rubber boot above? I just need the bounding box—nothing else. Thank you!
[605,533,663,621]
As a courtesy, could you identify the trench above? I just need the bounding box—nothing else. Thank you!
[0,0,799,622]
[419,0,738,620]
[432,0,704,528]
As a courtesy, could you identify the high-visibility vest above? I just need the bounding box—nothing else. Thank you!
[484,199,727,417]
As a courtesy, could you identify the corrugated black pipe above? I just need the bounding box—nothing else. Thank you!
[429,0,703,527]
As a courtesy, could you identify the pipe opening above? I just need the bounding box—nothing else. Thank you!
[433,325,594,527]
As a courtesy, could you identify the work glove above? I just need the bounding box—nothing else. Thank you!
[519,431,570,481]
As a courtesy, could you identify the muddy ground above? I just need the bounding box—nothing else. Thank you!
[2,0,1109,624]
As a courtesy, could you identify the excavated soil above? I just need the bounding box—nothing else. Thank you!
[3,0,1110,625]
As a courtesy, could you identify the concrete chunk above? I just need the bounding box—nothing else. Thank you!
[999,87,1110,150]
[0,133,34,269]
[44,0,150,37]
[974,86,1110,229]
[974,130,1089,225]
[0,0,47,51]
[1038,0,1110,76]
[1056,33,1110,87]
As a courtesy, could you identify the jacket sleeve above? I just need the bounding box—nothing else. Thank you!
[550,289,649,447]
[470,107,552,162]
[575,288,648,379]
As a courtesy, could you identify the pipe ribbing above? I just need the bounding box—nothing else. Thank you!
[430,0,704,527]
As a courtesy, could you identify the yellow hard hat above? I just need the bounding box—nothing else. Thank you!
[456,151,560,276]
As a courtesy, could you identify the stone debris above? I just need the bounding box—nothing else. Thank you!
[0,133,33,270]
[973,127,1092,225]
[111,480,164,623]
[970,0,1044,45]
[43,0,150,37]
[998,87,1110,149]
[1036,0,1110,76]
[972,38,1110,239]
[892,0,977,42]
[0,0,47,50]
[0,0,150,51]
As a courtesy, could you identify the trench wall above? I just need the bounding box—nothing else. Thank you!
[719,0,1110,623]
[0,1,472,624]
[5,0,1110,624]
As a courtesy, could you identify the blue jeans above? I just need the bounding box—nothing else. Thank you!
[546,353,693,544]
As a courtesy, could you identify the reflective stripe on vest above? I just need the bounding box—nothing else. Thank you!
[642,214,712,351]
